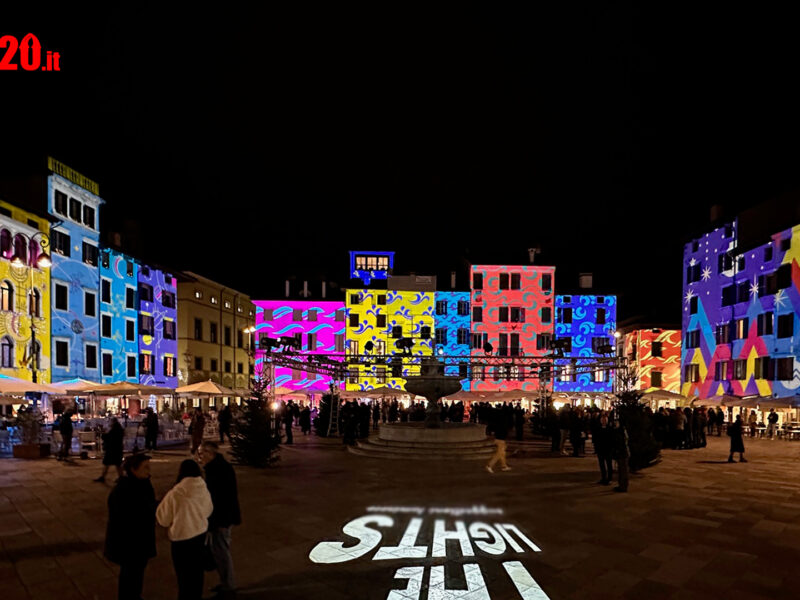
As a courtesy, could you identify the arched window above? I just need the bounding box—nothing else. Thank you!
[0,229,11,258]
[0,281,13,312]
[29,340,40,371]
[29,239,39,267]
[0,336,14,368]
[13,235,27,264]
[29,288,40,317]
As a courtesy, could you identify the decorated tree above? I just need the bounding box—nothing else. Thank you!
[613,366,660,471]
[230,378,279,467]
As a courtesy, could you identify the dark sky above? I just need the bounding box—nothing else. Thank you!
[3,5,800,323]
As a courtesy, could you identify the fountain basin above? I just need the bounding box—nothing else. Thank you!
[378,422,487,443]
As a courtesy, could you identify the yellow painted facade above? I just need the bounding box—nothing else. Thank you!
[345,289,435,391]
[0,200,51,382]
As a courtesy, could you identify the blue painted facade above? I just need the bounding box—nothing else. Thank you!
[138,265,178,388]
[434,291,471,390]
[349,251,394,285]
[99,249,139,383]
[554,294,617,392]
[47,174,104,382]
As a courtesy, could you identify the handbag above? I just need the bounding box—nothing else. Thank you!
[203,532,217,572]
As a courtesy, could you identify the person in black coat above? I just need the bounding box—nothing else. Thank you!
[299,405,311,435]
[200,441,242,595]
[727,414,747,463]
[611,418,629,492]
[58,408,74,460]
[593,413,614,485]
[144,408,159,451]
[218,405,233,443]
[104,454,156,600]
[95,418,124,483]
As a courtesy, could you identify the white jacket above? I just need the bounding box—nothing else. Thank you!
[156,476,213,542]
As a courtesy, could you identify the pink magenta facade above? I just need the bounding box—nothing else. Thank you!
[253,300,345,391]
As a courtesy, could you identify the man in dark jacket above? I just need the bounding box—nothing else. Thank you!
[611,418,630,492]
[200,441,242,595]
[592,413,614,485]
[58,408,74,460]
[144,407,159,450]
[218,405,233,444]
[105,454,156,600]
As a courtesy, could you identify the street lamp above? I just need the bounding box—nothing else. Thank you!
[10,231,51,384]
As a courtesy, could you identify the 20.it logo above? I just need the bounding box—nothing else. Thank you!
[0,34,60,71]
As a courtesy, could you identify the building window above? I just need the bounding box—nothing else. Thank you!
[0,281,13,312]
[757,312,774,336]
[210,322,218,343]
[102,352,112,376]
[350,294,361,305]
[293,309,302,321]
[435,328,447,346]
[163,356,175,377]
[139,283,153,302]
[335,309,345,322]
[224,326,232,346]
[127,355,136,378]
[651,371,662,387]
[349,314,359,328]
[237,330,244,348]
[714,361,730,381]
[473,273,483,290]
[101,279,111,304]
[776,357,793,380]
[54,190,67,215]
[335,334,344,352]
[536,333,552,351]
[54,282,68,311]
[101,314,112,338]
[718,253,733,273]
[83,205,95,229]
[510,307,526,323]
[140,354,153,374]
[733,359,747,380]
[348,368,359,384]
[510,333,520,356]
[457,328,469,345]
[511,273,521,290]
[126,287,135,309]
[51,230,70,256]
[85,344,98,370]
[348,340,359,356]
[162,291,176,308]
[195,290,202,299]
[781,237,791,251]
[715,324,730,345]
[376,314,387,328]
[541,307,552,323]
[472,307,482,322]
[306,333,316,351]
[69,198,81,222]
[139,315,154,336]
[724,223,734,238]
[307,309,318,322]
[651,341,662,357]
[471,333,488,350]
[0,229,9,257]
[237,362,244,374]
[541,273,552,292]
[55,340,69,367]
[1,336,14,368]
[126,261,134,276]
[194,318,203,341]
[777,263,792,289]
[457,300,469,316]
[685,330,701,348]
[84,291,96,318]
[778,314,794,338]
[164,320,176,339]
[126,319,135,342]
[377,295,387,305]
[391,325,402,339]
[754,357,772,380]
[561,308,573,324]
[194,356,203,370]
[225,300,232,309]
[499,307,509,322]
[82,242,98,266]
[376,367,386,384]
[734,318,749,340]
[737,281,749,304]
[764,245,773,262]
[690,296,698,314]
[684,363,700,383]
[596,308,606,325]
[473,364,484,380]
[141,265,150,278]
[499,273,509,290]
[420,326,431,339]
[101,250,110,269]
[436,300,448,315]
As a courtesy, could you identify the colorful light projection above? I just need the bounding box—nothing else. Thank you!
[99,250,139,383]
[553,295,616,393]
[254,300,345,391]
[470,265,555,392]
[682,222,800,398]
[623,329,681,392]
[138,266,178,388]
[434,291,471,391]
[345,289,434,391]
[0,201,51,382]
[349,251,395,286]
[47,174,104,382]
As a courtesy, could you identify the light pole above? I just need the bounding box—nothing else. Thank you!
[11,231,51,385]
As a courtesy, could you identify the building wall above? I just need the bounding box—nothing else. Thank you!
[138,266,178,388]
[554,294,616,392]
[47,174,103,382]
[470,265,555,392]
[682,221,800,398]
[345,288,434,391]
[433,291,471,391]
[623,329,681,392]
[0,201,51,382]
[99,250,139,383]
[253,300,345,391]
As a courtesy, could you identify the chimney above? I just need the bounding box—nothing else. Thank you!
[578,273,593,289]
[303,280,309,298]
[285,280,290,298]
[322,281,327,299]
[450,271,456,289]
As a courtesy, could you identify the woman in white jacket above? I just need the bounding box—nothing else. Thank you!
[156,459,213,599]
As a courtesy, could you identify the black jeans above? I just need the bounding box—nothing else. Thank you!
[119,559,148,600]
[597,453,613,483]
[171,534,205,600]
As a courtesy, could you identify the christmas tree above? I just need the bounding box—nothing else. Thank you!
[230,378,279,467]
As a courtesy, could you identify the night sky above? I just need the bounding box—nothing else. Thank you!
[3,5,799,323]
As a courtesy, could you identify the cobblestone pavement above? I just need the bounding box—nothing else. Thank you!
[1,431,799,599]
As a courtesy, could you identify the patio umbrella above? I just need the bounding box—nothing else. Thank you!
[752,396,800,410]
[443,390,487,401]
[48,378,104,394]
[642,389,690,406]
[363,385,404,398]
[693,394,742,407]
[0,396,29,406]
[91,381,175,396]
[175,380,236,396]
[0,374,61,394]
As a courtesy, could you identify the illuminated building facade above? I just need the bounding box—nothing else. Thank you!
[253,300,345,391]
[622,328,681,392]
[99,249,139,383]
[350,251,394,286]
[554,295,616,392]
[138,264,178,388]
[47,161,104,382]
[470,265,555,392]
[345,277,435,391]
[682,220,800,398]
[0,200,51,382]
[433,291,471,390]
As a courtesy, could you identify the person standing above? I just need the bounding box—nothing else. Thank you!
[156,460,213,600]
[283,402,294,444]
[191,408,206,454]
[767,409,779,439]
[485,407,511,473]
[58,408,74,460]
[558,405,571,455]
[593,413,614,485]
[95,418,125,483]
[104,454,156,600]
[748,409,758,438]
[200,442,241,596]
[218,405,233,444]
[611,418,629,492]
[727,414,747,463]
[144,407,159,451]
[299,405,311,435]
[372,402,380,431]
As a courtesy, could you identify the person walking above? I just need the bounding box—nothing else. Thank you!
[95,418,124,483]
[190,408,206,454]
[157,460,214,600]
[283,402,294,444]
[485,407,511,473]
[767,409,779,439]
[218,405,233,444]
[200,442,241,597]
[58,408,74,460]
[104,454,156,600]
[299,405,311,435]
[144,407,159,451]
[748,410,758,438]
[727,414,747,463]
[593,413,614,485]
[610,418,629,493]
[558,405,571,455]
